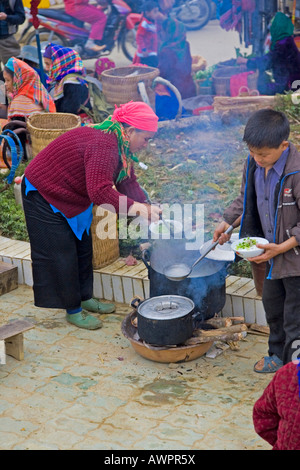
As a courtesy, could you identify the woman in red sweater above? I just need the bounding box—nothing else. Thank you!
[253,360,300,450]
[22,101,160,330]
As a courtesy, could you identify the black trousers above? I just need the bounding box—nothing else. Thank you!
[22,179,93,310]
[262,269,300,364]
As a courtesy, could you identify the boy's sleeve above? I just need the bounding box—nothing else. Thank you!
[223,158,248,224]
[289,175,300,244]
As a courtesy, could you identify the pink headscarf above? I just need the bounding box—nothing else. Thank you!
[112,101,158,132]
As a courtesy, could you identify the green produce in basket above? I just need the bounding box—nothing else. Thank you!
[195,65,216,81]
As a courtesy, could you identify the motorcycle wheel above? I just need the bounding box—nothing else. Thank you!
[175,0,211,31]
[25,28,67,49]
[121,27,137,62]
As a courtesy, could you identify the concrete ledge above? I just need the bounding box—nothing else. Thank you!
[0,235,266,325]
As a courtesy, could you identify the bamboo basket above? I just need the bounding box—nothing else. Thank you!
[101,66,159,109]
[212,65,247,96]
[27,113,81,157]
[91,205,120,269]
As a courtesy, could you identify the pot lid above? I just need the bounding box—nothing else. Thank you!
[138,295,194,320]
[199,233,239,262]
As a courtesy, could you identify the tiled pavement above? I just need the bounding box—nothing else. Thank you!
[0,284,273,450]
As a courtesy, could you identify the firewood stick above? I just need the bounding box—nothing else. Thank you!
[249,324,270,335]
[185,332,244,345]
[193,324,248,338]
[205,317,232,328]
[226,316,245,324]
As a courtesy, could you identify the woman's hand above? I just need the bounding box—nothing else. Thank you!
[128,202,161,222]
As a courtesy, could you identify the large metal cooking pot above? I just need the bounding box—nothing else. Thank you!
[133,295,195,346]
[142,248,228,320]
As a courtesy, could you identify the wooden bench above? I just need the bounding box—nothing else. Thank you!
[0,319,34,362]
[0,261,18,296]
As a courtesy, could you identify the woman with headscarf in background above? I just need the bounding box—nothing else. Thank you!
[3,56,55,120]
[238,12,300,95]
[43,43,92,122]
[2,57,55,159]
[21,101,161,330]
[157,14,196,100]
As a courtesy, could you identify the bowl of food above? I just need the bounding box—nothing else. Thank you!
[231,236,269,259]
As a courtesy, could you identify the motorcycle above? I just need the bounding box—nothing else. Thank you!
[19,0,142,61]
[126,0,212,31]
[171,0,212,30]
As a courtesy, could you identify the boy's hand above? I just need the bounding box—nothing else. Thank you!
[251,237,299,263]
[213,221,231,245]
[250,243,283,263]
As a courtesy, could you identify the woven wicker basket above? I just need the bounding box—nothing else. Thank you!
[101,66,159,109]
[91,205,120,269]
[212,66,247,96]
[27,113,81,157]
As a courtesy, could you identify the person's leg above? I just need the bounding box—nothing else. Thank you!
[254,276,285,372]
[76,231,115,314]
[140,56,159,67]
[66,5,107,50]
[263,277,286,359]
[21,181,102,329]
[282,277,300,364]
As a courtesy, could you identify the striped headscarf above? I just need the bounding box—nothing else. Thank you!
[5,57,56,117]
[43,43,86,99]
[92,101,158,182]
[93,116,137,183]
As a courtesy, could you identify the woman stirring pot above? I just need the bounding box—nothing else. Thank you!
[22,101,161,330]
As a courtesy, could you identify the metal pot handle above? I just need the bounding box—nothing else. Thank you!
[130,296,143,310]
[141,249,151,271]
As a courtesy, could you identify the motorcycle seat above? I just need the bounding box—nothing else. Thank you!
[38,8,85,29]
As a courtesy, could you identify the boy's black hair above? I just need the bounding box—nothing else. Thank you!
[243,109,290,149]
[142,1,159,13]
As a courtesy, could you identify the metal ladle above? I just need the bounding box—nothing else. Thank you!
[159,214,175,237]
[163,216,242,282]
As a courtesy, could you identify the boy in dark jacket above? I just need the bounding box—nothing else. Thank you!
[0,0,25,66]
[213,109,300,373]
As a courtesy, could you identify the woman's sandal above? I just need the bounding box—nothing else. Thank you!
[254,355,283,373]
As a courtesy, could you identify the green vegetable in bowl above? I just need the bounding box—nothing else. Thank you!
[236,237,257,250]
